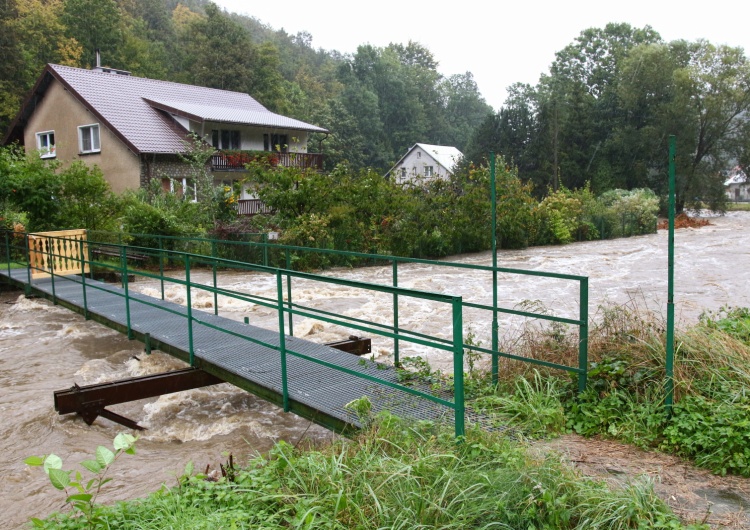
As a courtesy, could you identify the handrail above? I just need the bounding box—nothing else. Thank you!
[7,231,467,437]
[3,228,590,401]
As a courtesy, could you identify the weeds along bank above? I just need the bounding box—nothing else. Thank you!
[468,303,750,479]
[29,416,708,530]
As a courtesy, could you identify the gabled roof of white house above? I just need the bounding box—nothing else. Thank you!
[3,64,328,154]
[386,143,464,177]
[725,168,748,186]
[415,144,463,172]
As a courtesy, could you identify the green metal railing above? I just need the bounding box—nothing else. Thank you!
[3,231,468,437]
[3,228,590,406]
[140,235,590,392]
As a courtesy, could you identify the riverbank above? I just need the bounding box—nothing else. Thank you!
[4,212,750,528]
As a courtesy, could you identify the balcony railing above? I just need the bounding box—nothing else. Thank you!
[236,199,274,216]
[211,151,323,171]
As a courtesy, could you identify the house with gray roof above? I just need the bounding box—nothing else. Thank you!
[386,143,463,185]
[2,63,328,207]
[725,168,749,202]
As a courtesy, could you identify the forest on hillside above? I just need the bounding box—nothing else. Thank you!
[1,0,749,208]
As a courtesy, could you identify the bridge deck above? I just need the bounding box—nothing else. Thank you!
[2,268,456,433]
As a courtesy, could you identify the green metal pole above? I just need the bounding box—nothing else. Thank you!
[159,238,164,300]
[79,239,89,320]
[666,136,676,413]
[24,234,31,296]
[122,246,133,339]
[452,296,465,438]
[490,152,499,386]
[211,241,218,316]
[4,231,10,277]
[277,271,290,412]
[392,259,400,366]
[285,249,293,336]
[185,254,195,366]
[48,237,56,305]
[578,277,589,393]
[263,233,269,267]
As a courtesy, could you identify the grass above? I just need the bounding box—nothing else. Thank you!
[34,415,706,529]
[725,202,750,211]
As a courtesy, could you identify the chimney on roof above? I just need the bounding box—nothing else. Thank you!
[91,49,132,76]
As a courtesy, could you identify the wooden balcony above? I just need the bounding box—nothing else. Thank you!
[236,199,274,216]
[211,151,323,172]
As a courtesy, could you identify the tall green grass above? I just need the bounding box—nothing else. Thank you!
[35,415,705,529]
[476,302,750,477]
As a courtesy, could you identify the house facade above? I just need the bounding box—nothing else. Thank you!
[725,169,749,202]
[3,64,328,201]
[386,143,463,185]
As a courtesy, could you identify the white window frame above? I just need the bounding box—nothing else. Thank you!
[36,131,56,158]
[424,166,434,177]
[78,124,101,154]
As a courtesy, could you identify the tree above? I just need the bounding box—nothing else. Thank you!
[176,2,256,93]
[62,0,123,68]
[439,73,493,151]
[618,40,750,210]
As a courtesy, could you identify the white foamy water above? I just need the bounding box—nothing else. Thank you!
[1,211,749,528]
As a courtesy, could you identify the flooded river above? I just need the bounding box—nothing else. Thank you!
[2,212,749,528]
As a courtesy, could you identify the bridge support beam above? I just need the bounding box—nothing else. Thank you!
[54,336,372,430]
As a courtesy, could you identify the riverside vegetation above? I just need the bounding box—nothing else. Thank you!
[25,304,750,529]
[0,145,660,269]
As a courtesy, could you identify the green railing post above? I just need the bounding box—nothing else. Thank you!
[144,333,151,355]
[79,239,89,320]
[211,240,218,315]
[24,234,31,296]
[285,249,293,336]
[185,254,195,366]
[276,271,290,412]
[47,237,57,305]
[392,259,400,366]
[122,246,133,339]
[666,135,676,414]
[578,277,589,393]
[490,152,499,386]
[158,237,165,300]
[263,233,269,267]
[452,296,465,438]
[4,231,10,277]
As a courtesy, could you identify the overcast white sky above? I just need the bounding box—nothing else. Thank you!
[215,0,749,111]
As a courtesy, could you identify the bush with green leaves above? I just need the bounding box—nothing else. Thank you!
[535,185,599,244]
[595,188,659,238]
[0,144,61,231]
[25,433,137,529]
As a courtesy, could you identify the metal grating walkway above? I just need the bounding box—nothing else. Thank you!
[2,268,459,432]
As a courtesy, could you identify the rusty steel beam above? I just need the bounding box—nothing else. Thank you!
[327,335,371,356]
[54,368,223,430]
[54,336,372,430]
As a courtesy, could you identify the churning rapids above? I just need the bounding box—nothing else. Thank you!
[2,211,749,528]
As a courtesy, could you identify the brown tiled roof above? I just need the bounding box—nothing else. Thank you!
[3,64,328,154]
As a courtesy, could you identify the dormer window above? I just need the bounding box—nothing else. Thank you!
[78,124,100,154]
[36,131,56,158]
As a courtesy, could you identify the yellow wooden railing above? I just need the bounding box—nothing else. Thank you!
[28,229,89,279]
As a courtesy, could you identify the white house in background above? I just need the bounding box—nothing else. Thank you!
[725,168,749,202]
[386,143,463,184]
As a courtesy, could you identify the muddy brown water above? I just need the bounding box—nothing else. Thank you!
[1,212,749,528]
